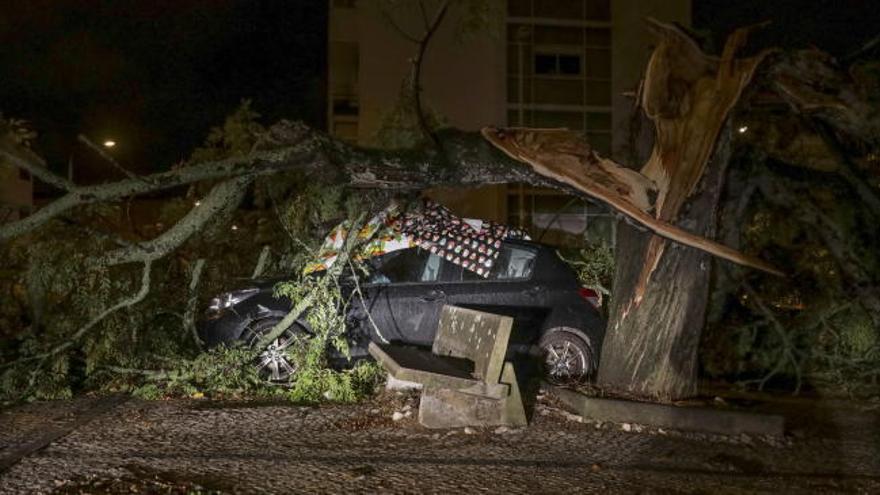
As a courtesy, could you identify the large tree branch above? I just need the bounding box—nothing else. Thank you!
[0,141,75,192]
[0,123,554,243]
[97,176,253,265]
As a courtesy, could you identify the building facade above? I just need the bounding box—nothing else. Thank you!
[328,0,690,247]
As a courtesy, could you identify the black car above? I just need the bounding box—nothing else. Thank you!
[199,239,605,383]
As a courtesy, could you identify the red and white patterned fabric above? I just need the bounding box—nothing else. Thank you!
[305,200,530,278]
[395,200,530,277]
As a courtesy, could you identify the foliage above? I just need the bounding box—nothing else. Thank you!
[558,242,615,312]
[701,148,880,397]
[0,103,386,405]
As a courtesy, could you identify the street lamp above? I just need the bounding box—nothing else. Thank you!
[103,140,116,148]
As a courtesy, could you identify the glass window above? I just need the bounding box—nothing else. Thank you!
[559,55,581,75]
[493,244,537,280]
[534,54,556,74]
[421,253,442,282]
[369,249,428,284]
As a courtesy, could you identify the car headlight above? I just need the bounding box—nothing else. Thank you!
[207,288,260,313]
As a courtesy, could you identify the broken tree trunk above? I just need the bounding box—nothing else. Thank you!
[596,21,772,400]
[600,128,733,399]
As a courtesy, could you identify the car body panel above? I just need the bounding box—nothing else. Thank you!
[198,239,605,363]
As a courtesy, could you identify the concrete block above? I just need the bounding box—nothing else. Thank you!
[547,385,785,436]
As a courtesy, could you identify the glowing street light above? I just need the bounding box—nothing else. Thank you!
[737,126,748,134]
[103,140,116,148]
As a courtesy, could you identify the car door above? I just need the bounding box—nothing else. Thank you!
[441,242,547,348]
[360,248,446,346]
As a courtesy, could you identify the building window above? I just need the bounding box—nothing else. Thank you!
[507,185,616,248]
[506,22,612,153]
[329,41,359,143]
[534,53,581,76]
[505,3,613,249]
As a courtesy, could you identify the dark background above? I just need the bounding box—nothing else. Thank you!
[0,0,327,183]
[0,0,876,183]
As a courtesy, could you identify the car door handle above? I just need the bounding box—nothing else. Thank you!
[420,289,446,302]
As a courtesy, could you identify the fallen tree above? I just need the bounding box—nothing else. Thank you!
[1,16,878,402]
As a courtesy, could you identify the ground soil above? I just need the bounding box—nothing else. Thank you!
[0,389,878,494]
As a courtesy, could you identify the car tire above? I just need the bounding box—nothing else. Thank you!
[241,317,309,383]
[539,328,596,384]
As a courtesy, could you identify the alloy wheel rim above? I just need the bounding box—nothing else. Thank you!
[252,330,300,382]
[545,340,588,381]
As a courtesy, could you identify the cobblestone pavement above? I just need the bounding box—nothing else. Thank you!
[0,391,878,494]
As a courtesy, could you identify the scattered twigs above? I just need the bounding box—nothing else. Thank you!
[1,259,154,370]
[184,259,206,350]
[740,280,804,394]
[347,259,389,344]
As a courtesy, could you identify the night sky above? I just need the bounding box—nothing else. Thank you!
[0,0,327,182]
[1,1,876,184]
[694,0,880,57]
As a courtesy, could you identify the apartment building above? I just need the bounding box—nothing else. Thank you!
[327,0,690,247]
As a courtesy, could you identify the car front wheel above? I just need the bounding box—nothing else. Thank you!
[241,317,309,382]
[539,329,596,384]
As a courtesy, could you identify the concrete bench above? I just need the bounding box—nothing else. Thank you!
[369,305,527,429]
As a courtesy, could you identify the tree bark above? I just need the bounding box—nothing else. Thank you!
[598,127,733,399]
[595,21,771,400]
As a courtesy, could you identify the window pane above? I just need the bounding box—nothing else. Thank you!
[507,23,533,42]
[584,0,611,20]
[493,245,537,280]
[534,54,557,74]
[507,78,520,103]
[559,55,581,75]
[508,0,531,17]
[584,80,611,105]
[534,0,582,20]
[370,249,427,284]
[421,254,442,282]
[584,28,611,47]
[533,79,584,105]
[584,48,611,78]
[534,25,582,45]
[533,110,583,130]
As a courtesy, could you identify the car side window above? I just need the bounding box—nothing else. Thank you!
[423,253,468,282]
[420,253,442,282]
[492,244,537,280]
[368,248,429,284]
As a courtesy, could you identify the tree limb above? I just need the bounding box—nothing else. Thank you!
[0,143,74,192]
[411,0,449,146]
[77,134,150,184]
[97,176,252,266]
[2,259,153,369]
[184,258,207,350]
